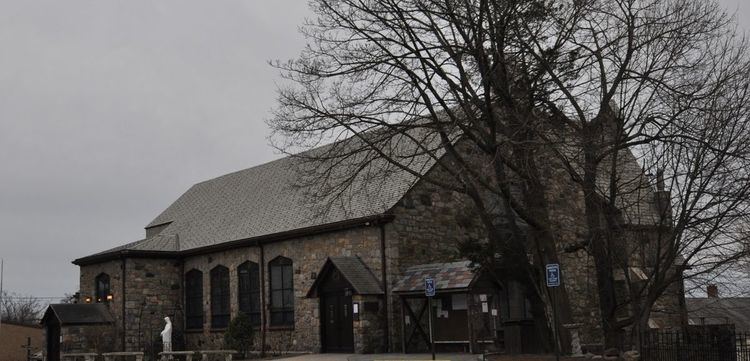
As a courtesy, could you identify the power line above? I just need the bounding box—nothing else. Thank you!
[1,296,71,300]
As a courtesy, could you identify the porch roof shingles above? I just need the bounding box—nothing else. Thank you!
[328,256,384,295]
[393,260,477,294]
[42,304,115,326]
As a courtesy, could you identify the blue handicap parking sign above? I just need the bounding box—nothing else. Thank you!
[425,277,436,297]
[546,264,561,287]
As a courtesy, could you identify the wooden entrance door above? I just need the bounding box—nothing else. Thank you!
[46,322,61,361]
[321,291,354,352]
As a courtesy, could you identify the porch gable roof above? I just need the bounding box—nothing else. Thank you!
[307,256,384,297]
[393,260,477,294]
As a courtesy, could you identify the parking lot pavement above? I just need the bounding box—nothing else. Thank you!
[274,353,479,361]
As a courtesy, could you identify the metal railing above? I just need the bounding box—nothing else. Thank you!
[642,329,750,361]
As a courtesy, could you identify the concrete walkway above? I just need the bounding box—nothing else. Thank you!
[274,353,480,361]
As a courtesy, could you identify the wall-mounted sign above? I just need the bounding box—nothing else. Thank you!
[546,263,561,287]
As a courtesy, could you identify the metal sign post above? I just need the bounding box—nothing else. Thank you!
[425,277,436,360]
[546,264,561,361]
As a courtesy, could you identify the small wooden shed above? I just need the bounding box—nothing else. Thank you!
[41,304,115,361]
[393,260,503,354]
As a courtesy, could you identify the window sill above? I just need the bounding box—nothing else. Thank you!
[184,329,204,334]
[268,325,295,331]
[210,328,228,333]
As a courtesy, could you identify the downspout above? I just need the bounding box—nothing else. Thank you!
[121,257,127,351]
[179,259,185,344]
[379,223,391,352]
[259,243,267,357]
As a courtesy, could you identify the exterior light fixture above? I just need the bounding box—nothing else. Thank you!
[85,297,92,303]
[106,294,114,301]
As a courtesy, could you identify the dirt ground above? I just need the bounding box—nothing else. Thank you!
[487,355,581,361]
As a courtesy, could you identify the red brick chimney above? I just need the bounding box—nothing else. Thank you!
[707,284,719,298]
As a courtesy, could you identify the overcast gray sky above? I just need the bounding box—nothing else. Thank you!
[1,1,749,300]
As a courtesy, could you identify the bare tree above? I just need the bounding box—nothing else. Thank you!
[269,0,750,352]
[59,293,79,304]
[1,291,44,325]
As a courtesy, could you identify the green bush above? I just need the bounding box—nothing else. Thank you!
[223,313,255,359]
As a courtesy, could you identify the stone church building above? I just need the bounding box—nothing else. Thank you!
[68,134,684,355]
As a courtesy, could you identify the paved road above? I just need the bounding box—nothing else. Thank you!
[274,353,480,361]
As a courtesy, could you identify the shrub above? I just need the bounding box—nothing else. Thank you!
[223,312,254,359]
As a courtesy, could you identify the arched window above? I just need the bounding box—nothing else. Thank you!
[185,269,203,330]
[210,265,230,329]
[238,261,261,326]
[269,256,294,326]
[94,273,110,303]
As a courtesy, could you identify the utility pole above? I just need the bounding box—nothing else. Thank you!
[1,258,4,336]
[22,336,32,361]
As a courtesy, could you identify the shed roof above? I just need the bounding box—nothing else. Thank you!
[41,304,115,326]
[686,297,750,331]
[307,256,384,296]
[393,260,477,294]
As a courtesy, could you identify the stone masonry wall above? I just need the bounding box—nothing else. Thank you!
[122,258,183,352]
[352,295,386,353]
[539,155,604,345]
[79,258,183,352]
[60,325,117,354]
[181,225,385,353]
[383,140,680,349]
[79,260,126,351]
[384,158,487,352]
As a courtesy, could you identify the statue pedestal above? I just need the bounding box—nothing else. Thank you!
[563,323,585,357]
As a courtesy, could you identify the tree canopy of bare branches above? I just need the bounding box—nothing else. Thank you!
[270,0,750,351]
[1,291,44,325]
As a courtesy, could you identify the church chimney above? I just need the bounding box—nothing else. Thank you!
[707,284,719,298]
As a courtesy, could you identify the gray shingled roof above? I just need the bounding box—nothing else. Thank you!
[42,304,115,326]
[84,128,443,258]
[329,256,384,295]
[393,260,477,294]
[82,121,659,260]
[307,256,384,296]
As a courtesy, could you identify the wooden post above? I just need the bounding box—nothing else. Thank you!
[400,297,407,354]
[467,293,474,354]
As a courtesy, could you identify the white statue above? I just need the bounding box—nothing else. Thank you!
[570,328,583,356]
[160,317,173,353]
[563,323,584,357]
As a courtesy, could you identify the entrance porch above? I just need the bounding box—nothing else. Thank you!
[306,256,386,354]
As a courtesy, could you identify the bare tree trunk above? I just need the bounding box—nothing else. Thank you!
[581,121,622,350]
